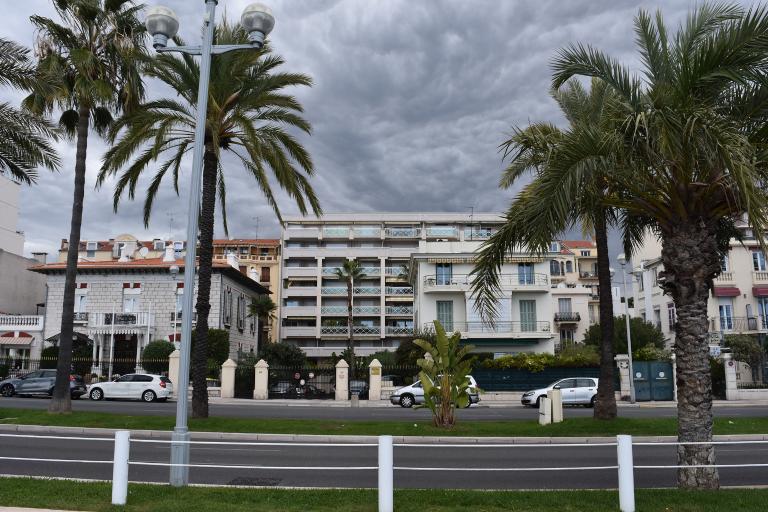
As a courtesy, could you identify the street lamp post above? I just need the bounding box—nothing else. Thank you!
[145,0,275,487]
[617,253,636,404]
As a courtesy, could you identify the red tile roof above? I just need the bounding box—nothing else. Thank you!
[212,239,280,246]
[562,240,595,249]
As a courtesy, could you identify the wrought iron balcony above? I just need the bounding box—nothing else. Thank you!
[554,312,581,322]
[710,316,764,332]
[73,312,89,323]
[385,286,412,295]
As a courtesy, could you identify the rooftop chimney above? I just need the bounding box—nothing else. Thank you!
[163,244,175,262]
[31,252,47,265]
[118,245,130,262]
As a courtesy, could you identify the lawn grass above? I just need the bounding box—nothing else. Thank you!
[0,477,766,511]
[1,407,767,436]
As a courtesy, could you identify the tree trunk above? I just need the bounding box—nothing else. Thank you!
[49,105,90,414]
[347,280,355,381]
[593,210,617,419]
[661,219,720,489]
[191,149,217,419]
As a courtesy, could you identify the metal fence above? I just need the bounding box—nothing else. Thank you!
[472,367,605,391]
[0,432,765,512]
[0,358,170,383]
[267,365,337,399]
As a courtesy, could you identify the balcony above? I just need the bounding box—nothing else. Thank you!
[422,273,548,292]
[355,286,382,295]
[320,326,381,337]
[753,271,768,283]
[169,311,197,323]
[321,305,381,315]
[89,312,152,334]
[385,266,408,278]
[282,305,317,317]
[710,316,765,333]
[283,286,318,297]
[424,320,551,338]
[385,286,413,296]
[283,267,318,278]
[425,226,459,239]
[73,312,89,323]
[322,266,381,276]
[386,306,413,315]
[284,227,320,239]
[385,326,414,335]
[554,312,581,323]
[384,227,420,238]
[579,271,598,279]
[321,286,346,295]
[282,326,317,337]
[322,227,350,238]
[352,227,381,238]
[715,271,734,284]
[464,227,494,240]
[0,315,44,331]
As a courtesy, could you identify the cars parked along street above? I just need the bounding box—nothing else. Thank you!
[521,377,599,407]
[390,375,480,408]
[88,373,172,402]
[0,370,86,399]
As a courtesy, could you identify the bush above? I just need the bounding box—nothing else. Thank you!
[633,345,671,361]
[724,334,764,367]
[257,342,307,367]
[364,350,397,366]
[141,340,175,374]
[583,315,666,354]
[482,345,599,372]
[710,357,726,399]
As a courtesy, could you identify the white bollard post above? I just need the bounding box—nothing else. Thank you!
[111,430,131,505]
[378,435,393,512]
[550,388,563,423]
[538,397,552,425]
[617,434,635,512]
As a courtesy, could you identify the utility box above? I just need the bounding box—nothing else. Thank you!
[550,389,563,423]
[538,396,552,425]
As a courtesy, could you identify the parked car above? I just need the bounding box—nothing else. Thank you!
[521,377,599,407]
[349,379,369,399]
[269,380,297,398]
[88,373,172,402]
[0,369,86,399]
[390,375,480,408]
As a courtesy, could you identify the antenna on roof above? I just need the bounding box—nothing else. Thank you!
[467,206,475,240]
[252,216,260,239]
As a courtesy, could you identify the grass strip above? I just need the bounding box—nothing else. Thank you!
[1,408,768,437]
[0,477,767,511]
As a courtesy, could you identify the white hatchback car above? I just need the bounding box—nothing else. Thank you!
[521,377,599,407]
[88,374,173,402]
[390,375,480,408]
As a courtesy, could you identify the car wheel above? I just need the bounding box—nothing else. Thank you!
[588,395,596,408]
[48,387,55,397]
[399,394,415,408]
[0,384,14,397]
[535,395,547,408]
[142,390,156,403]
[89,388,104,401]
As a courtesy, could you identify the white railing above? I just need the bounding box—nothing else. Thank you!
[385,286,412,295]
[385,306,413,315]
[0,315,44,330]
[355,286,382,295]
[753,271,768,282]
[323,266,381,276]
[89,312,152,332]
[352,227,381,238]
[321,306,381,315]
[384,227,420,238]
[384,266,407,277]
[385,326,414,335]
[2,433,765,511]
[322,227,350,238]
[320,326,381,336]
[715,271,734,282]
[321,287,347,295]
[425,227,458,238]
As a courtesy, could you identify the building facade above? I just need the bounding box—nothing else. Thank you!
[31,248,268,374]
[280,213,600,359]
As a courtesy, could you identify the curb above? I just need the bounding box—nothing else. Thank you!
[1,423,766,444]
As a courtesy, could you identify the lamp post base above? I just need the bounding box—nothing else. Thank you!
[169,427,191,486]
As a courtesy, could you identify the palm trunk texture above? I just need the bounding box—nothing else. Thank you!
[191,149,217,419]
[661,220,720,489]
[593,212,617,419]
[49,105,90,414]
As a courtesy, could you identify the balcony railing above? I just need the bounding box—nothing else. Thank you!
[425,227,459,238]
[0,315,44,330]
[322,227,350,238]
[464,228,494,240]
[321,306,381,315]
[710,316,764,332]
[89,312,152,330]
[320,326,381,336]
[352,227,381,238]
[321,287,347,295]
[554,312,581,322]
[385,326,414,335]
[715,271,734,283]
[424,320,551,334]
[73,312,89,323]
[384,266,408,277]
[580,271,598,279]
[355,286,382,295]
[753,271,768,283]
[384,227,420,238]
[423,273,549,288]
[386,306,413,315]
[385,286,413,295]
[322,266,381,276]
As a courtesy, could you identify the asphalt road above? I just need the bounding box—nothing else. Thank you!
[0,433,766,489]
[1,396,766,420]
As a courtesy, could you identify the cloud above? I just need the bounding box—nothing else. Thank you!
[2,0,757,265]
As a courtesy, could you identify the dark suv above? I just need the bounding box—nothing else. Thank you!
[11,370,87,399]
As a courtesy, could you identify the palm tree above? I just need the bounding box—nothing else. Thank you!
[550,3,768,488]
[472,78,641,420]
[333,259,366,380]
[100,22,321,418]
[248,296,277,346]
[0,38,60,182]
[24,0,146,414]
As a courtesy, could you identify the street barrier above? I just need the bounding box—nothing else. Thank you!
[0,432,766,511]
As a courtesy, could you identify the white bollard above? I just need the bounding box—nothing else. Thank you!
[538,397,552,425]
[617,434,635,512]
[378,435,393,512]
[111,430,131,505]
[550,389,563,423]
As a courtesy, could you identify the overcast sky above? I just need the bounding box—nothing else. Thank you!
[3,0,759,266]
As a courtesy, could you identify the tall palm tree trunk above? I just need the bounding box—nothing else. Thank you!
[191,149,217,419]
[49,105,90,414]
[593,211,617,419]
[662,220,720,489]
[347,282,355,381]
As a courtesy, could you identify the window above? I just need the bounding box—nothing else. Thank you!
[652,269,659,287]
[75,294,87,313]
[549,242,560,252]
[667,303,676,329]
[720,255,730,272]
[223,287,232,326]
[518,263,534,285]
[175,293,183,317]
[558,298,572,313]
[589,304,598,324]
[580,250,591,257]
[237,294,246,331]
[436,263,453,285]
[559,328,574,343]
[117,375,134,383]
[577,378,595,389]
[653,307,662,329]
[754,250,767,271]
[519,300,537,331]
[565,261,573,273]
[718,299,734,330]
[637,274,644,292]
[550,260,560,276]
[555,379,576,389]
[123,296,138,313]
[174,241,184,258]
[759,297,768,329]
[436,300,453,331]
[86,241,97,258]
[261,267,270,282]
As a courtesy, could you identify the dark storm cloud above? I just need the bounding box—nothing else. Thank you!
[3,1,759,259]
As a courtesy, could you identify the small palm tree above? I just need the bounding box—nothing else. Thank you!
[333,260,365,380]
[550,3,768,488]
[0,38,60,182]
[100,22,320,418]
[24,0,146,414]
[248,296,277,345]
[472,78,642,420]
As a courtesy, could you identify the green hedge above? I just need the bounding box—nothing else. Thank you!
[481,345,599,372]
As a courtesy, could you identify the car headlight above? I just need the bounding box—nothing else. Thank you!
[522,391,534,397]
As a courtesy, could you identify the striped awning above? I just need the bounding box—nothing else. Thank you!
[0,337,33,346]
[753,286,768,297]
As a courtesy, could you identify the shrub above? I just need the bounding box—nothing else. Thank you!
[481,344,599,372]
[141,340,175,374]
[583,315,666,354]
[633,345,671,361]
[724,334,764,368]
[257,342,307,367]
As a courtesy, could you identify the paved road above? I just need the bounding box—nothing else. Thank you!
[1,397,766,420]
[0,433,766,489]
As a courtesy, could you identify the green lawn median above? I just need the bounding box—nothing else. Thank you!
[1,407,767,436]
[0,477,767,511]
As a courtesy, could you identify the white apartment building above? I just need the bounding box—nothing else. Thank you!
[30,246,269,373]
[631,222,768,348]
[280,214,600,359]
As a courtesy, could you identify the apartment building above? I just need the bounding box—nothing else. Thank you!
[30,246,269,374]
[631,222,768,348]
[280,213,600,359]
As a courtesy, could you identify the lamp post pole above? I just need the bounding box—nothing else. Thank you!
[619,257,636,404]
[145,0,275,487]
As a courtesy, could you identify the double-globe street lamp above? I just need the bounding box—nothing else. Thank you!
[145,0,275,487]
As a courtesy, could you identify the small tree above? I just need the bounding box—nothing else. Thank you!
[257,342,307,368]
[583,316,665,355]
[725,334,765,381]
[141,340,175,374]
[414,320,475,428]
